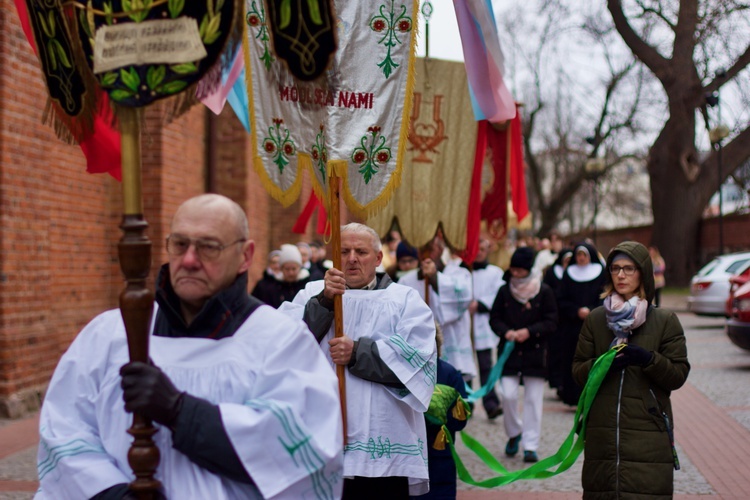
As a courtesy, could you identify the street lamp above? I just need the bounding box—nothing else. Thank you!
[585,157,606,245]
[710,123,730,255]
[706,68,728,255]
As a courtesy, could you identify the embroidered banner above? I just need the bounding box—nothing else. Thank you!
[367,57,479,251]
[244,0,418,218]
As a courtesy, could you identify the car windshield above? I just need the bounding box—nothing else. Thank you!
[726,258,750,274]
[696,259,720,277]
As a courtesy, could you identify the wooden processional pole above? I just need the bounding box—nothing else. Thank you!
[118,107,161,498]
[328,168,347,446]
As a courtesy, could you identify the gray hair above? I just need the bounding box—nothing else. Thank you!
[341,223,382,252]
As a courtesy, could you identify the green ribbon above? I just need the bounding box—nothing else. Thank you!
[465,341,515,403]
[449,346,621,487]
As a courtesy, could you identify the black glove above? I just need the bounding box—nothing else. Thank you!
[120,361,184,427]
[611,344,653,371]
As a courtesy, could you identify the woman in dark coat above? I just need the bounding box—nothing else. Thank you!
[556,242,605,406]
[572,241,689,499]
[489,247,557,463]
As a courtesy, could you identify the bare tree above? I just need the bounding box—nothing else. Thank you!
[499,2,647,237]
[607,0,750,284]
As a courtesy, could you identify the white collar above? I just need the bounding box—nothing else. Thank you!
[567,263,603,282]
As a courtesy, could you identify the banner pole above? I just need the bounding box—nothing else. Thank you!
[328,169,347,446]
[119,107,161,499]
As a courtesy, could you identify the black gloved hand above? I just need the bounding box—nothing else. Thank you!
[120,361,184,427]
[611,344,653,371]
[623,344,653,366]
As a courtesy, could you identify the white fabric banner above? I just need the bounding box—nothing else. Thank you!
[244,0,418,218]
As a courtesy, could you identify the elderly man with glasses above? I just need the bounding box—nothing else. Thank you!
[36,194,343,499]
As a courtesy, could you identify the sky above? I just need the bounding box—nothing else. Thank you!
[414,0,465,62]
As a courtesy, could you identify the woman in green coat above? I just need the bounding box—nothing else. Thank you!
[572,241,690,499]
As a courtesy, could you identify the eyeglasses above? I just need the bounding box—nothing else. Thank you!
[166,235,246,261]
[609,265,638,276]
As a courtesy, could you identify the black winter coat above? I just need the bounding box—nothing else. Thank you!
[572,241,690,499]
[251,271,309,309]
[489,283,558,379]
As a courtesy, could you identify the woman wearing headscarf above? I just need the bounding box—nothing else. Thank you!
[489,247,557,463]
[251,244,310,308]
[557,242,606,406]
[572,241,689,498]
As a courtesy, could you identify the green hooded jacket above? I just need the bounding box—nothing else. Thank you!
[572,241,690,499]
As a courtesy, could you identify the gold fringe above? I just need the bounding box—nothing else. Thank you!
[433,426,447,450]
[339,0,419,220]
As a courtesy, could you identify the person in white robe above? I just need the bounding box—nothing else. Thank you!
[399,238,477,382]
[466,238,505,419]
[36,194,343,500]
[280,223,437,498]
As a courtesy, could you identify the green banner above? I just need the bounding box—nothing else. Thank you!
[450,345,621,487]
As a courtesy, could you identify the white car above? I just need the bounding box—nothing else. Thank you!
[688,252,750,316]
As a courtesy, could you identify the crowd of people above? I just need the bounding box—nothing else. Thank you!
[35,195,689,499]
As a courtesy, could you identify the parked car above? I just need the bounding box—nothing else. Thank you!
[727,280,750,350]
[687,251,750,316]
[725,260,750,316]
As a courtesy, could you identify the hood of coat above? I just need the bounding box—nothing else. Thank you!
[605,241,655,303]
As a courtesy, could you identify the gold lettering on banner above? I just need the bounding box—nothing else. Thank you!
[408,93,448,163]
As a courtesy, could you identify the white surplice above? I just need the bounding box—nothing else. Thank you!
[36,305,343,500]
[281,281,436,496]
[399,266,477,378]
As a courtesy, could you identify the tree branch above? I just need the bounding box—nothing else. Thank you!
[607,0,670,84]
[704,43,750,94]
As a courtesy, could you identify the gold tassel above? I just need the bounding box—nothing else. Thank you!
[452,400,468,421]
[433,427,447,450]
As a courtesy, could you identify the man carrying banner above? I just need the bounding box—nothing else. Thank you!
[399,237,477,383]
[36,194,343,499]
[281,223,437,498]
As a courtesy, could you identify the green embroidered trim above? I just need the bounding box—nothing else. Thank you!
[37,432,106,480]
[389,334,436,385]
[245,399,338,500]
[369,0,412,79]
[246,0,274,70]
[345,436,426,464]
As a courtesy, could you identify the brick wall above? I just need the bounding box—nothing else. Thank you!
[0,1,330,417]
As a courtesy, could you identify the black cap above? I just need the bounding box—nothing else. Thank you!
[510,247,535,271]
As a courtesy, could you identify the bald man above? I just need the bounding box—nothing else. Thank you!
[36,194,343,499]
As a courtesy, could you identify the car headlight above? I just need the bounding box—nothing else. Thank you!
[738,299,750,312]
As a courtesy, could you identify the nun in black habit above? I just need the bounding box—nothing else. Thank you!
[556,242,606,406]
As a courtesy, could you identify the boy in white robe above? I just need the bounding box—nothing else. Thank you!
[467,238,505,419]
[281,223,437,498]
[36,194,343,500]
[398,238,477,382]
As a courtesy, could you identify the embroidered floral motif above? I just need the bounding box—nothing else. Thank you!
[263,118,297,173]
[369,0,412,79]
[351,126,391,184]
[311,124,328,180]
[246,0,275,70]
